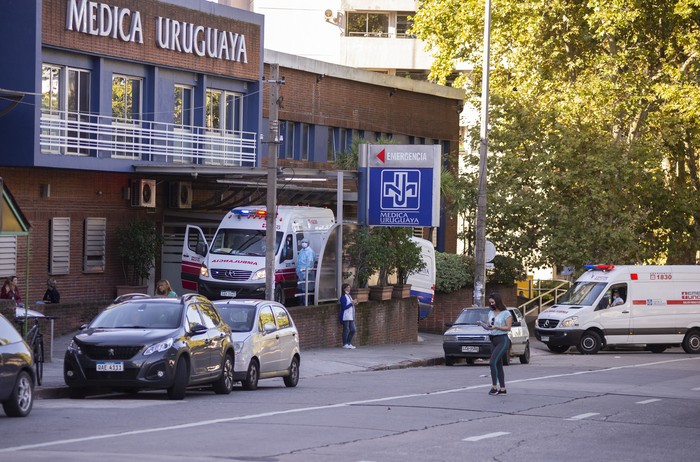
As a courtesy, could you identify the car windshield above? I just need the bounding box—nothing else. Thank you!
[210,229,283,256]
[90,301,183,329]
[454,308,489,325]
[216,305,257,332]
[558,281,607,306]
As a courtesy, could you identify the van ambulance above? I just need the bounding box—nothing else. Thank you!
[182,206,335,304]
[406,237,436,320]
[535,265,700,354]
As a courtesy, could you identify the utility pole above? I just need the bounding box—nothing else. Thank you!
[474,0,492,307]
[264,64,284,301]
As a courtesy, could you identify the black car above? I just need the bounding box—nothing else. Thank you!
[0,312,34,417]
[64,294,235,399]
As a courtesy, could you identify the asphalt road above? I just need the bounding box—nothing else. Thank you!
[2,343,700,462]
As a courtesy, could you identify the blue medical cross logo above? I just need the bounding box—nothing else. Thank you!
[381,169,420,210]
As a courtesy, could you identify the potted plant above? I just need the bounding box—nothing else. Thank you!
[368,227,395,301]
[391,229,426,298]
[116,219,163,295]
[344,226,376,302]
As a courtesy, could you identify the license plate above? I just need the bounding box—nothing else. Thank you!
[540,336,549,342]
[462,346,479,353]
[221,290,237,298]
[96,362,124,372]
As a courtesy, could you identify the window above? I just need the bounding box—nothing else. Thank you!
[258,306,275,331]
[0,235,17,277]
[83,218,106,273]
[112,75,142,122]
[174,85,192,128]
[206,89,222,131]
[50,217,70,275]
[206,89,242,133]
[272,305,291,329]
[197,303,222,329]
[285,121,296,159]
[346,12,389,37]
[41,65,61,117]
[397,13,414,38]
[186,304,203,330]
[300,123,310,161]
[327,127,334,160]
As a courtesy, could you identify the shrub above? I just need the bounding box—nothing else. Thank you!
[435,252,474,293]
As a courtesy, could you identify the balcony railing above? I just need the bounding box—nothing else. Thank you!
[39,110,257,166]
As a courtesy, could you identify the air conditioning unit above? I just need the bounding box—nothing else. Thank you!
[169,181,192,209]
[131,179,156,208]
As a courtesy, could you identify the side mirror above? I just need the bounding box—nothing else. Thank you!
[262,322,276,334]
[195,242,207,257]
[190,324,208,336]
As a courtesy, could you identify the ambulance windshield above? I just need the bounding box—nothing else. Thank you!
[210,229,283,256]
[558,281,607,307]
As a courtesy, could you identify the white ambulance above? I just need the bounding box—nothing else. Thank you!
[181,206,335,304]
[535,265,700,354]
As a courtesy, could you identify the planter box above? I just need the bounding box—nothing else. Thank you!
[350,287,370,303]
[369,285,393,301]
[392,284,412,299]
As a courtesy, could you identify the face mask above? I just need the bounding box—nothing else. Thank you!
[301,243,308,248]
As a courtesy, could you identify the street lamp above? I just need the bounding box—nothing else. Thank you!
[473,0,492,307]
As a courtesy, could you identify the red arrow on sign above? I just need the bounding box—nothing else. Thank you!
[376,149,386,163]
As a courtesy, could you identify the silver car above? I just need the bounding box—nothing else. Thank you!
[213,299,300,390]
[443,307,531,366]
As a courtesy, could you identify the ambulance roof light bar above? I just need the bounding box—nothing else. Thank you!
[584,264,615,271]
[231,208,267,218]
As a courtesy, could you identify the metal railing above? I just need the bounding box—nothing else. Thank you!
[518,279,572,318]
[39,110,257,166]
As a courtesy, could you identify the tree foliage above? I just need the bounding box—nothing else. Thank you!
[413,0,700,269]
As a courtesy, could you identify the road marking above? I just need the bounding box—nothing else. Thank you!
[3,355,699,453]
[567,413,599,421]
[38,400,183,410]
[692,387,700,391]
[636,399,661,404]
[463,432,510,442]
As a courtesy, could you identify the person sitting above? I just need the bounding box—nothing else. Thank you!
[611,289,624,306]
[43,278,61,304]
[0,275,22,305]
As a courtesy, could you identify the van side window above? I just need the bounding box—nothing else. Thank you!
[296,233,305,250]
[610,284,627,307]
[280,234,294,263]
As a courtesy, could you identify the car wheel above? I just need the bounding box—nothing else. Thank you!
[2,370,33,417]
[242,359,259,390]
[213,353,234,394]
[547,344,570,354]
[445,356,456,366]
[519,342,531,364]
[274,285,285,305]
[646,345,668,354]
[577,331,603,355]
[465,358,475,365]
[283,356,300,388]
[682,330,700,354]
[167,357,189,400]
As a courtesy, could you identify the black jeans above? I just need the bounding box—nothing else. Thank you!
[489,334,511,388]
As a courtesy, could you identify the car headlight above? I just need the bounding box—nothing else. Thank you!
[443,334,459,343]
[67,339,82,354]
[251,269,265,281]
[144,338,174,356]
[200,264,210,278]
[232,341,244,354]
[560,316,578,328]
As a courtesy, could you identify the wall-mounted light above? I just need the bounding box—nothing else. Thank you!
[389,88,398,97]
[316,74,325,83]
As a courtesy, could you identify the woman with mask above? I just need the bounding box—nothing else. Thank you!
[483,293,512,395]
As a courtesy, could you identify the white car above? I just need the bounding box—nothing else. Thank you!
[213,299,300,390]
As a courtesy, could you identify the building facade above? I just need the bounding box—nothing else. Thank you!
[0,0,462,304]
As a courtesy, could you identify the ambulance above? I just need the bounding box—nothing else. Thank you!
[534,265,700,354]
[181,206,335,304]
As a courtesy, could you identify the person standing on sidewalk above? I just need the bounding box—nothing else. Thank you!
[484,293,511,395]
[339,283,357,349]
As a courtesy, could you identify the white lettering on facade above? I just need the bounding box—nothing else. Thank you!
[155,17,248,63]
[67,0,143,43]
[379,212,419,224]
[387,152,428,162]
[66,1,248,63]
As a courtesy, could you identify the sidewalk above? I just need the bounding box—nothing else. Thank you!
[37,332,446,399]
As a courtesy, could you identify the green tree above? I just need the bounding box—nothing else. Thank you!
[413,0,700,267]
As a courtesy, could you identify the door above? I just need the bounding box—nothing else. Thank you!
[185,304,211,378]
[197,302,228,379]
[255,305,282,374]
[182,225,207,292]
[595,284,630,344]
[271,304,296,372]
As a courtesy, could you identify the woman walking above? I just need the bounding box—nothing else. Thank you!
[484,293,512,395]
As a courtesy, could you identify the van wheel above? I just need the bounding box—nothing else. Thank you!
[682,330,700,354]
[519,342,531,364]
[547,344,570,354]
[577,331,602,354]
[274,285,285,305]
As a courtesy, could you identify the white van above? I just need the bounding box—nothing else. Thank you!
[406,237,436,320]
[535,265,700,354]
[182,206,335,304]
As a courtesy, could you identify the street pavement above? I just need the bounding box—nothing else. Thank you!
[38,331,447,399]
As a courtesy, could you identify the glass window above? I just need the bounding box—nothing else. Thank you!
[41,65,61,116]
[197,302,222,329]
[396,13,414,38]
[271,305,291,329]
[286,121,296,159]
[346,12,389,37]
[206,89,242,133]
[112,75,142,122]
[206,89,222,131]
[258,306,275,331]
[186,304,203,330]
[0,316,23,345]
[174,85,192,128]
[300,123,310,161]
